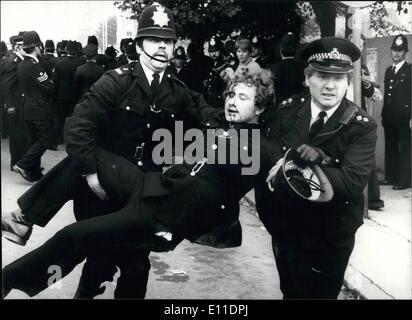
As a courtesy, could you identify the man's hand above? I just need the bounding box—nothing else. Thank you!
[85,173,108,200]
[409,119,412,130]
[296,144,325,164]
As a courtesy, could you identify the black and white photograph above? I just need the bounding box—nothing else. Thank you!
[1,0,411,305]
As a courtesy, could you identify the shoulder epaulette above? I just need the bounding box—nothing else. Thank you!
[114,65,131,76]
[278,94,309,110]
[343,100,372,126]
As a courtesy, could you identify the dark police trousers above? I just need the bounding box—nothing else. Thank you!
[16,152,153,298]
[7,111,28,168]
[272,238,355,299]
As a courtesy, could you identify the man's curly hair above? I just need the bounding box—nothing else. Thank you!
[224,69,276,113]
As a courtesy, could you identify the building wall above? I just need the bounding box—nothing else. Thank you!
[364,34,412,178]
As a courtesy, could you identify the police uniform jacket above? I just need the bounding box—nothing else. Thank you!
[64,61,222,175]
[255,94,377,248]
[382,61,411,125]
[1,53,24,113]
[73,60,105,100]
[52,55,85,103]
[17,56,54,121]
[39,53,57,77]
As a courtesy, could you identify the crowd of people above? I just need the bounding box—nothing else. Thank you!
[1,2,410,300]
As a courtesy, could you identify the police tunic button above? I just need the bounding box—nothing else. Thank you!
[211,144,217,150]
[146,123,151,128]
[171,113,175,118]
[335,159,340,164]
[220,205,225,210]
[141,142,146,147]
[300,98,305,102]
[388,93,391,96]
[125,106,130,111]
[282,146,287,151]
[40,72,43,76]
[167,74,171,77]
[389,86,392,90]
[406,105,409,108]
[21,93,24,97]
[390,79,393,82]
[137,161,143,166]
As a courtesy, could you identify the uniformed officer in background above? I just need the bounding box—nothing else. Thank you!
[380,34,411,190]
[268,32,306,108]
[13,31,54,182]
[73,42,105,101]
[255,37,377,299]
[2,33,28,171]
[202,37,227,108]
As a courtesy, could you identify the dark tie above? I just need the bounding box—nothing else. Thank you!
[151,73,160,95]
[309,111,327,141]
[392,65,396,75]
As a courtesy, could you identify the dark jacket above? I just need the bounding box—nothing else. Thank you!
[73,60,105,101]
[269,58,306,107]
[17,56,54,120]
[39,53,57,77]
[1,53,24,112]
[255,94,377,248]
[382,61,411,125]
[52,55,85,102]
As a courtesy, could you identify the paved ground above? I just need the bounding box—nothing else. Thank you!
[1,140,355,299]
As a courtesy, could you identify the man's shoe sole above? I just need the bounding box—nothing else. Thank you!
[2,231,27,246]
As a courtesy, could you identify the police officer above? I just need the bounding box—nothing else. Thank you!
[115,38,133,68]
[40,40,57,76]
[202,38,227,108]
[381,35,411,190]
[73,43,105,101]
[52,40,85,144]
[255,37,377,299]
[13,31,54,182]
[269,32,306,108]
[167,45,187,81]
[2,3,240,299]
[2,34,28,171]
[251,36,270,69]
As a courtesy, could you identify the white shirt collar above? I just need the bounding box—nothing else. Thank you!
[15,52,24,60]
[392,59,405,74]
[140,57,164,85]
[26,54,39,63]
[310,99,340,127]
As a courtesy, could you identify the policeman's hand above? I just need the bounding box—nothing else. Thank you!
[296,144,325,164]
[85,173,108,200]
[410,119,412,130]
[266,158,284,192]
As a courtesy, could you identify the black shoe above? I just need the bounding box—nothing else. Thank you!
[378,180,393,186]
[393,185,410,190]
[368,200,384,210]
[2,209,33,246]
[12,165,36,182]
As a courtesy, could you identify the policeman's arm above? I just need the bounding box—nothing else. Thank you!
[184,89,224,124]
[32,64,54,95]
[64,71,123,174]
[321,121,377,200]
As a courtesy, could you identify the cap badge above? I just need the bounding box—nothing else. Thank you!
[210,38,216,46]
[395,37,403,46]
[152,6,170,28]
[331,48,340,59]
[252,36,258,44]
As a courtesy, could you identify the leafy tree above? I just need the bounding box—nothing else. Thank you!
[114,0,302,42]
